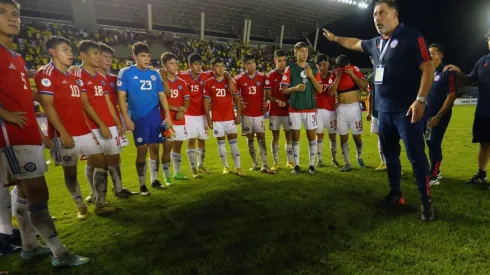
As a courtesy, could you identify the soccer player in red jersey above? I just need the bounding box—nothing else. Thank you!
[203,58,244,176]
[315,54,341,168]
[157,52,190,184]
[96,42,136,196]
[235,54,274,174]
[178,53,212,177]
[74,40,131,213]
[98,42,130,148]
[265,49,294,171]
[0,0,88,266]
[36,36,105,220]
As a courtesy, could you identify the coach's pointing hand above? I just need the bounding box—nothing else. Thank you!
[323,28,337,42]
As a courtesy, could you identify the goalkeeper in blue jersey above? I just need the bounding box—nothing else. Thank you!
[117,42,172,196]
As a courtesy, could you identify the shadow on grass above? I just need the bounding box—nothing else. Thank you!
[2,171,487,275]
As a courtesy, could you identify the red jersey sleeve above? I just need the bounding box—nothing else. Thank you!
[280,67,291,87]
[315,71,322,82]
[34,71,55,95]
[182,80,190,98]
[234,75,241,93]
[265,73,272,90]
[203,81,210,98]
[353,66,365,79]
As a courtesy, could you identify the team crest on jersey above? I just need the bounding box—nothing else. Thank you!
[244,127,250,132]
[300,71,307,79]
[265,80,270,85]
[282,75,287,81]
[200,81,204,85]
[214,130,218,135]
[390,39,399,48]
[63,156,72,162]
[137,137,143,143]
[110,82,115,88]
[41,78,51,87]
[256,82,261,87]
[117,80,122,87]
[178,85,182,91]
[24,162,37,172]
[76,79,84,87]
[101,80,106,86]
[434,75,440,81]
[151,75,157,81]
[328,79,333,84]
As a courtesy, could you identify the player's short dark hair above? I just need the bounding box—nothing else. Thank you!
[376,0,399,12]
[243,54,255,63]
[188,53,202,64]
[212,58,224,66]
[294,42,308,51]
[78,40,100,54]
[0,0,20,11]
[45,36,71,56]
[274,49,287,59]
[315,54,329,65]
[336,55,351,67]
[429,43,445,56]
[132,42,150,56]
[98,42,114,55]
[160,52,177,65]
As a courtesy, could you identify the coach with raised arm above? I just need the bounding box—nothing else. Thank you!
[322,0,435,221]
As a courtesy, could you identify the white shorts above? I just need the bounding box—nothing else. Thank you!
[269,116,290,131]
[241,115,265,135]
[371,116,379,134]
[316,109,337,134]
[173,125,188,141]
[289,112,317,130]
[92,126,121,156]
[52,133,103,166]
[0,145,48,181]
[337,103,363,135]
[213,120,237,138]
[185,115,209,140]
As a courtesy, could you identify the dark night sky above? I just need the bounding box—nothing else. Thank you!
[313,0,490,72]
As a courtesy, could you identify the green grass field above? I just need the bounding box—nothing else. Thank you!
[1,105,490,275]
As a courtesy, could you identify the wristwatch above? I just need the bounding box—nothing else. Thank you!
[416,96,427,104]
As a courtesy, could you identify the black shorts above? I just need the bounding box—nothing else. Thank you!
[472,116,490,143]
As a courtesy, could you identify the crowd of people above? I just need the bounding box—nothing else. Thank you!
[14,20,319,79]
[1,0,490,270]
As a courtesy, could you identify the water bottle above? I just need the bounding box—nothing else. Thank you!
[158,121,175,142]
[425,128,432,141]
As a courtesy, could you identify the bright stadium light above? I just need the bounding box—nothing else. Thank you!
[336,0,372,9]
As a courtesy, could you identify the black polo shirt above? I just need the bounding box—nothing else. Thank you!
[426,63,456,118]
[467,53,490,118]
[361,23,431,113]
